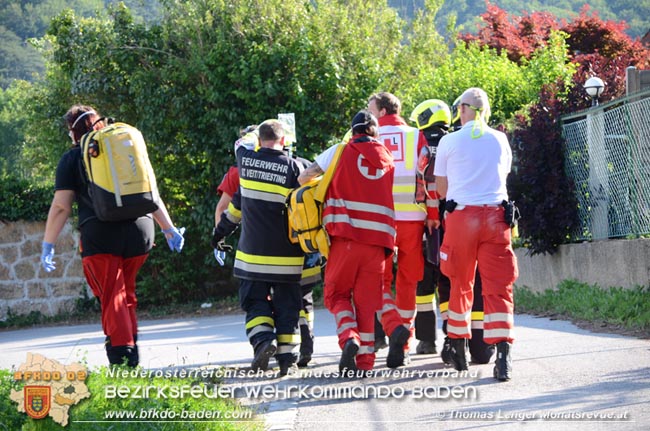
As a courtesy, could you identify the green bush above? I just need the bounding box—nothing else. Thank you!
[0,174,51,221]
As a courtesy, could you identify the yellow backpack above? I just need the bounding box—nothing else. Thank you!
[287,143,346,258]
[80,119,160,221]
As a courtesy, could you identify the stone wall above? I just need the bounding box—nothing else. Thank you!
[0,220,89,321]
[515,238,650,292]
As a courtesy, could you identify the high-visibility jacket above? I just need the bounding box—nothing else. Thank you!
[323,135,396,251]
[378,114,438,221]
[228,146,305,282]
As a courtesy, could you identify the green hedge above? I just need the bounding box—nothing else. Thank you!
[0,174,51,221]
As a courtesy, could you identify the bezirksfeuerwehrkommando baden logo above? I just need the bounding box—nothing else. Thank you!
[10,353,90,426]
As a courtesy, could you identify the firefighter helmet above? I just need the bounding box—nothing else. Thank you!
[409,99,451,130]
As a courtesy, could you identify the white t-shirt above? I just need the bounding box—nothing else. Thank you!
[433,120,512,205]
[315,143,341,172]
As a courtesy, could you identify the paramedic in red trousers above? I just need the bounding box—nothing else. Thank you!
[433,88,518,381]
[212,119,304,376]
[213,125,320,368]
[367,92,440,368]
[41,105,185,367]
[298,110,395,374]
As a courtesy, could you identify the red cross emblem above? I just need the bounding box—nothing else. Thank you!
[358,154,385,180]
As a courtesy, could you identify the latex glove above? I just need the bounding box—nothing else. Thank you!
[214,249,226,266]
[41,242,56,272]
[162,227,185,253]
[305,252,321,267]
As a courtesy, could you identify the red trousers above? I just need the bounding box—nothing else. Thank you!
[440,206,518,344]
[324,238,385,370]
[83,254,148,347]
[380,220,424,349]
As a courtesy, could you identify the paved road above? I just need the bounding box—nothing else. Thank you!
[2,310,649,430]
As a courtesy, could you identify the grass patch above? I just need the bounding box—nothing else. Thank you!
[0,366,262,430]
[515,280,650,337]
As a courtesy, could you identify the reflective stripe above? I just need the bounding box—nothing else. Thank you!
[393,176,415,185]
[471,311,485,321]
[404,130,415,170]
[323,213,396,236]
[439,301,449,312]
[240,177,292,197]
[246,316,274,329]
[226,204,241,222]
[416,294,435,304]
[447,322,471,336]
[359,332,375,342]
[324,198,394,218]
[277,344,300,354]
[358,345,374,355]
[235,260,303,276]
[300,310,314,322]
[337,321,358,334]
[484,313,514,324]
[240,188,288,204]
[335,310,355,324]
[448,309,471,322]
[417,303,435,312]
[236,250,305,266]
[471,321,484,329]
[302,265,321,278]
[381,303,397,314]
[248,325,274,338]
[398,308,416,319]
[299,317,308,326]
[277,333,301,344]
[484,328,514,339]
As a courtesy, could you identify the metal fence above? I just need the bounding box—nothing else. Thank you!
[561,89,650,241]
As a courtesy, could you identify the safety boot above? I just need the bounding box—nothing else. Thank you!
[449,338,469,371]
[279,361,299,377]
[386,325,410,368]
[339,338,359,373]
[251,339,277,372]
[493,341,512,381]
[416,340,437,355]
[374,336,388,351]
[440,337,453,365]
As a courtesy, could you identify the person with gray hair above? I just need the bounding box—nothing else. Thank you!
[433,88,518,381]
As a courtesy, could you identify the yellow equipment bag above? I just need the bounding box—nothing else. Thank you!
[80,119,160,221]
[287,143,346,258]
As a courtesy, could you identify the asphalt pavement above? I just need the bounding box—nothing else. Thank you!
[2,309,649,430]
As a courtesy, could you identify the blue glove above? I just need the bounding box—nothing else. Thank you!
[41,242,56,272]
[162,227,185,253]
[214,249,226,266]
[305,252,321,267]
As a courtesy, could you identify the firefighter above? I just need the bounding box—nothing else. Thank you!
[367,92,440,368]
[298,110,396,374]
[211,120,305,376]
[213,125,321,368]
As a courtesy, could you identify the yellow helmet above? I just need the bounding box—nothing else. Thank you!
[409,99,451,130]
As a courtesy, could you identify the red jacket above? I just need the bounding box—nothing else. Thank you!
[323,135,396,251]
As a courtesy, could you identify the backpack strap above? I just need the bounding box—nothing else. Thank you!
[314,142,347,203]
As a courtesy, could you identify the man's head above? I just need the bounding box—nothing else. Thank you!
[351,110,379,137]
[458,88,491,125]
[257,119,285,149]
[367,92,401,118]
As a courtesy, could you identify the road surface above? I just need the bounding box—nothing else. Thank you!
[2,309,649,430]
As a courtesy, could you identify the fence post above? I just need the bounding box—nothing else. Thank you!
[587,109,608,240]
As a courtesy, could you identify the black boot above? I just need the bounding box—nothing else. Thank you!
[441,337,453,365]
[386,326,410,368]
[106,343,139,367]
[493,341,512,381]
[251,339,277,372]
[339,338,359,373]
[449,338,469,371]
